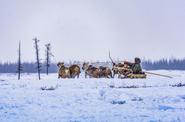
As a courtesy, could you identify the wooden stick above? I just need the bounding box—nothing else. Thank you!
[144,71,173,78]
[109,51,115,64]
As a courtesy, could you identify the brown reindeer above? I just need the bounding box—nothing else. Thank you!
[82,62,100,78]
[99,66,113,78]
[69,64,81,78]
[57,62,71,79]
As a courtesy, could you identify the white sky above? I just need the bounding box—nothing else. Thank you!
[0,0,185,62]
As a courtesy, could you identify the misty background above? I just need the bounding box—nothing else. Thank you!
[0,0,185,63]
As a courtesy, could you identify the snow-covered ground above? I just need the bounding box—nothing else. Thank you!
[0,70,185,122]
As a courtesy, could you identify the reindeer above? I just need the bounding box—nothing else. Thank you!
[57,62,71,79]
[82,62,100,78]
[99,66,113,78]
[69,64,81,78]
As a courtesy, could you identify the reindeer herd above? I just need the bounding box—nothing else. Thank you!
[57,62,113,79]
[57,52,133,79]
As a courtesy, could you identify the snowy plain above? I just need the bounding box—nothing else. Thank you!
[0,70,185,122]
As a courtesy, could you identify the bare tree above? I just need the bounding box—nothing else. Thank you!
[17,41,22,80]
[45,43,53,75]
[33,37,41,80]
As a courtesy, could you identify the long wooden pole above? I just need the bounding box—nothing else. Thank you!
[144,71,173,78]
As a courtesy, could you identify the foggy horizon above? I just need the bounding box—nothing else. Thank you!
[1,0,185,62]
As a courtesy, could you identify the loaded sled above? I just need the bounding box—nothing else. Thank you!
[118,73,147,79]
[126,73,147,79]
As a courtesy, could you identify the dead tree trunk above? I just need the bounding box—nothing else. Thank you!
[33,37,41,80]
[45,43,53,75]
[46,44,49,75]
[17,41,22,80]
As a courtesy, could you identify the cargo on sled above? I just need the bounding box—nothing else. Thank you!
[118,73,147,79]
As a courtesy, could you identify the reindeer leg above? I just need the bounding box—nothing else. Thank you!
[110,72,113,78]
[113,72,115,78]
[107,73,111,78]
[70,73,73,78]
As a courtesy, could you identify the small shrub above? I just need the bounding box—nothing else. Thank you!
[40,86,56,90]
[118,85,139,88]
[111,100,126,105]
[171,83,185,87]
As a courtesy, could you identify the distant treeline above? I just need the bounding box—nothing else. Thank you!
[142,58,185,70]
[0,62,58,73]
[0,58,185,73]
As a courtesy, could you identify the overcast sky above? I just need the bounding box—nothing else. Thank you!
[0,0,185,62]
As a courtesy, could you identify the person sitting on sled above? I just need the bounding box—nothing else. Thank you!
[124,57,144,74]
[122,57,146,78]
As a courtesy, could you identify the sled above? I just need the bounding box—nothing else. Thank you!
[125,73,147,79]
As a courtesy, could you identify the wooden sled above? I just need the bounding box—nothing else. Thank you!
[119,73,147,79]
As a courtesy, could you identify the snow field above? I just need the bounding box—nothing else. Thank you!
[0,70,185,122]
